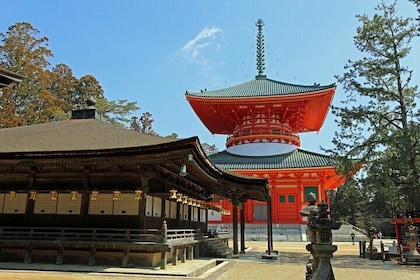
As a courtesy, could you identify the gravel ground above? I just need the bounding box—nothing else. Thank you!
[0,241,418,280]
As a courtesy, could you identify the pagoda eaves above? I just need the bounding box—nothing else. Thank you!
[186,77,336,136]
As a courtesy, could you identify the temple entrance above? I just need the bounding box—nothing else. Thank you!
[278,194,298,223]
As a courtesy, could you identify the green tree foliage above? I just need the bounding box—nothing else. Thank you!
[328,1,420,214]
[130,112,156,134]
[330,178,366,228]
[0,22,139,127]
[201,143,219,155]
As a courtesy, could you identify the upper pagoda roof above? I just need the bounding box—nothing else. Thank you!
[186,77,335,98]
[185,78,336,134]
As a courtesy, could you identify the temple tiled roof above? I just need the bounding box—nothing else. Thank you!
[208,149,336,169]
[186,77,335,98]
[0,118,178,153]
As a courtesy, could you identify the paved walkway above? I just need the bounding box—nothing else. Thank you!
[0,242,418,279]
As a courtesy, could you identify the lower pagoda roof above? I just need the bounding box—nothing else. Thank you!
[208,149,336,170]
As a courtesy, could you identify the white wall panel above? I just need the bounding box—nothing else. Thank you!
[192,207,198,221]
[153,197,162,217]
[34,193,57,214]
[88,193,113,215]
[56,193,81,215]
[113,193,139,215]
[183,204,189,220]
[164,200,170,218]
[170,201,177,219]
[3,193,27,214]
[200,209,207,222]
[145,195,153,217]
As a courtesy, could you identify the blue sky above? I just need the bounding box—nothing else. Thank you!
[2,0,419,153]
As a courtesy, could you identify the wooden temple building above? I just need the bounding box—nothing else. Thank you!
[0,94,270,267]
[0,67,23,91]
[186,19,345,226]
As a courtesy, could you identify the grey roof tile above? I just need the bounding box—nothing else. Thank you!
[208,149,335,169]
[186,77,335,98]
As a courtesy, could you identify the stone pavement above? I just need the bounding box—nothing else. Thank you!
[0,242,418,279]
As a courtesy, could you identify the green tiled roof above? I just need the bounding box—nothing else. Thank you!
[208,149,336,169]
[186,77,335,98]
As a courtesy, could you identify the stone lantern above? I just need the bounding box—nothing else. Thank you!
[366,222,377,260]
[404,217,420,265]
[300,194,341,280]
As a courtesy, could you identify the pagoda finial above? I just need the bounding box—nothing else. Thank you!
[255,18,266,78]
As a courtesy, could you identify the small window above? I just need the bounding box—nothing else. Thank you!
[288,195,295,203]
[304,187,318,201]
[279,195,286,203]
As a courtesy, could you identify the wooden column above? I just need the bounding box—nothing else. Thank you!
[24,169,36,226]
[56,243,64,265]
[79,167,90,227]
[24,243,33,264]
[240,201,246,253]
[266,191,273,254]
[232,198,239,257]
[138,172,154,229]
[171,247,178,265]
[122,246,130,267]
[88,244,96,266]
[181,246,186,263]
[187,245,194,260]
[160,250,167,269]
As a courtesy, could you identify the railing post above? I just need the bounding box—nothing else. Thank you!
[88,244,96,266]
[162,221,168,243]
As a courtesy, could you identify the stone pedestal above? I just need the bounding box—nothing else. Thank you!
[309,244,337,280]
[405,219,420,265]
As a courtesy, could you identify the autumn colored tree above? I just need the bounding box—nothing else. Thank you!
[0,22,140,127]
[0,22,61,126]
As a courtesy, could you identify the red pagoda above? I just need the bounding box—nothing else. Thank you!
[186,19,345,225]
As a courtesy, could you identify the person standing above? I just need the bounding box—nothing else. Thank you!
[351,232,355,245]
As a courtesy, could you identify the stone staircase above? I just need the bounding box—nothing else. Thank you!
[208,223,369,242]
[200,238,232,258]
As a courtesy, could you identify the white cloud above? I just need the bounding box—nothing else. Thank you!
[179,27,223,63]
